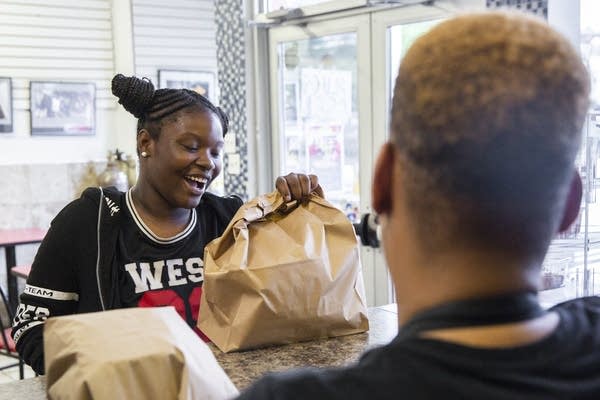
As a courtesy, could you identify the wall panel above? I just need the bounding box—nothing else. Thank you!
[132,0,217,87]
[0,0,116,165]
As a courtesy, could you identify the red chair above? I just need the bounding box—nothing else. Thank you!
[0,285,24,379]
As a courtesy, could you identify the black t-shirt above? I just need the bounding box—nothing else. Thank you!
[236,297,600,399]
[117,190,225,337]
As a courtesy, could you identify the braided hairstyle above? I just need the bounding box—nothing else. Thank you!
[111,74,229,143]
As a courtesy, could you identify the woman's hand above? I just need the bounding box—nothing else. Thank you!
[275,173,324,201]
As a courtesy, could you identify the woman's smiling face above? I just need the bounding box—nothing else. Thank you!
[143,109,224,210]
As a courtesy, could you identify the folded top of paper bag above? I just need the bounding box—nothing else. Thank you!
[199,190,369,353]
[44,307,238,400]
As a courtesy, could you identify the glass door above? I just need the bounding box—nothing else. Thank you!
[269,14,377,304]
[268,6,453,306]
[265,1,599,307]
[369,7,447,305]
[537,0,600,307]
[269,15,369,219]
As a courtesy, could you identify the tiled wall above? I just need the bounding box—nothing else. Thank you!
[486,0,548,17]
[214,0,249,199]
[0,161,106,293]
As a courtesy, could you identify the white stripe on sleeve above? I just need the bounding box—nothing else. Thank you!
[12,321,45,343]
[24,284,79,301]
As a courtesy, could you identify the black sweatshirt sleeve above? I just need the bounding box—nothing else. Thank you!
[12,195,96,375]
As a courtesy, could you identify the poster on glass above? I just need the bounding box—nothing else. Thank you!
[158,70,216,103]
[284,82,299,126]
[306,124,344,192]
[0,77,13,133]
[300,68,352,195]
[30,81,95,136]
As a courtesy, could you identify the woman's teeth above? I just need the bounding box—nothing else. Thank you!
[186,176,208,187]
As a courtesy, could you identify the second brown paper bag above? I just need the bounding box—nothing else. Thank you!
[44,307,238,400]
[198,190,369,352]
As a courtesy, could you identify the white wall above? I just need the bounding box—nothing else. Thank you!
[0,0,118,165]
[0,0,219,166]
[131,0,218,89]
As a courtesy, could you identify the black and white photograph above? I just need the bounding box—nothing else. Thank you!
[30,81,95,136]
[0,77,13,133]
[158,70,216,102]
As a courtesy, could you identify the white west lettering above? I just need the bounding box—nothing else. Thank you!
[125,261,164,293]
[185,257,204,283]
[124,258,205,293]
[167,259,187,286]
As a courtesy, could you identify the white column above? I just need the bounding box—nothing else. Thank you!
[110,0,137,156]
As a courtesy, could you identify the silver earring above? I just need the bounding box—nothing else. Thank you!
[141,151,148,158]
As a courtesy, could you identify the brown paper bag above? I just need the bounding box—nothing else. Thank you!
[44,307,238,400]
[198,190,369,353]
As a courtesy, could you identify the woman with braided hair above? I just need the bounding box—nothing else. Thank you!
[12,74,323,375]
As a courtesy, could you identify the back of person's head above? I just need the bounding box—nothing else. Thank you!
[390,11,589,260]
[111,74,229,143]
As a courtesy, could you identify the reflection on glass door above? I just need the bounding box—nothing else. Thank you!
[586,119,600,297]
[368,15,444,305]
[538,0,600,307]
[277,33,360,222]
[388,19,443,100]
[539,115,598,307]
[268,7,451,306]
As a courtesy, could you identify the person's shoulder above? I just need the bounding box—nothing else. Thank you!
[236,368,348,400]
[200,192,244,214]
[549,296,600,341]
[550,296,600,310]
[202,191,244,205]
[547,297,600,375]
[53,186,124,221]
[237,347,415,400]
[80,186,125,203]
[52,187,101,218]
[550,296,600,318]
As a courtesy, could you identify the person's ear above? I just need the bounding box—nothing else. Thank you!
[558,170,582,233]
[372,142,395,215]
[137,129,153,156]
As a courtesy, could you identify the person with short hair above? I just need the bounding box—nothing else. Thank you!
[12,74,322,375]
[237,11,600,399]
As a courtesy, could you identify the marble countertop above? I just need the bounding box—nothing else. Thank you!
[214,306,398,389]
[0,306,398,399]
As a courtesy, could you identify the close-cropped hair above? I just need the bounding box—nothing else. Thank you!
[111,74,229,142]
[391,12,590,259]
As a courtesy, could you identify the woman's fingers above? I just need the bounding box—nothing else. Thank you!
[275,173,324,201]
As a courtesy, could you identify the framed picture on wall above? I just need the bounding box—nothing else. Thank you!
[0,77,13,133]
[158,70,216,102]
[30,81,95,136]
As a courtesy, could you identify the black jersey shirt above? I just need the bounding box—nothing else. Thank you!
[118,189,215,336]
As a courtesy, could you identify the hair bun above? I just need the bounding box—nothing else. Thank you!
[111,74,155,119]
